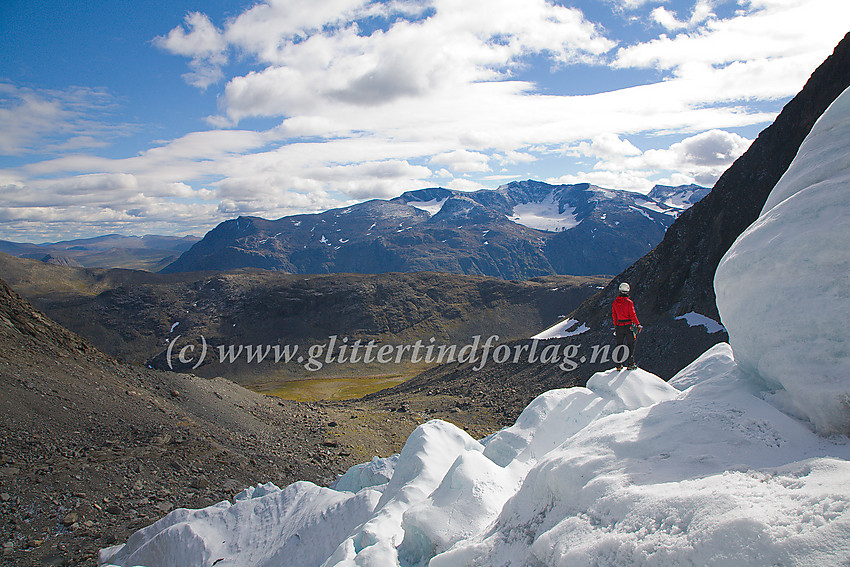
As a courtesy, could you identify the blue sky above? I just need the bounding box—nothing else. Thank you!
[1,0,848,241]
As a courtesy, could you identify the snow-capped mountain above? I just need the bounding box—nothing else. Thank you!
[101,79,850,567]
[646,183,710,212]
[161,181,706,278]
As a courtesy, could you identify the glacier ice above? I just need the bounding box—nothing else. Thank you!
[715,85,850,434]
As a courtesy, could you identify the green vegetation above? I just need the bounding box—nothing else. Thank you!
[258,372,416,402]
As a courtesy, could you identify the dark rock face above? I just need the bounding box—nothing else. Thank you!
[369,32,850,423]
[161,181,705,279]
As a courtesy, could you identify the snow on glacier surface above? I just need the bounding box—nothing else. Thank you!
[508,192,579,232]
[102,361,850,567]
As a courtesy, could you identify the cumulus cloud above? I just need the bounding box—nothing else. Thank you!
[557,129,752,191]
[180,0,617,122]
[651,0,716,31]
[616,0,848,71]
[153,12,228,88]
[430,150,491,173]
[654,129,751,168]
[446,177,485,191]
[574,133,642,159]
[633,129,752,185]
[547,170,657,193]
[215,186,348,219]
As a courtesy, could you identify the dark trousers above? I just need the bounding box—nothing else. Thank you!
[614,325,636,367]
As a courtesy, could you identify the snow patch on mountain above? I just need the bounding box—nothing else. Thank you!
[675,311,725,334]
[508,193,579,232]
[531,318,589,339]
[648,184,711,210]
[408,198,448,216]
[633,197,673,216]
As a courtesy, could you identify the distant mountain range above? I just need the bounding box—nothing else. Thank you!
[162,181,708,278]
[0,234,200,271]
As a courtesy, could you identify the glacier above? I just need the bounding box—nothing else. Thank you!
[101,86,850,566]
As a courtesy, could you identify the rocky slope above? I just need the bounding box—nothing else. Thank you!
[0,275,500,567]
[367,31,850,424]
[161,182,704,278]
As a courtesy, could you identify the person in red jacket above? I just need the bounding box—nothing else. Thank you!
[612,282,642,370]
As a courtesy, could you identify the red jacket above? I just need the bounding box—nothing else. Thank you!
[612,295,640,326]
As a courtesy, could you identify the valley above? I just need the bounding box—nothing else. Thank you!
[0,252,607,394]
[0,275,503,565]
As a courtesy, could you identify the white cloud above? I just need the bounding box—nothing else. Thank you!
[617,0,850,71]
[633,129,752,186]
[495,151,537,165]
[651,7,687,30]
[0,83,124,156]
[650,129,751,168]
[546,169,657,193]
[430,150,491,173]
[153,12,228,88]
[651,0,717,31]
[446,178,485,191]
[201,0,616,122]
[558,129,752,191]
[153,12,226,58]
[575,133,642,159]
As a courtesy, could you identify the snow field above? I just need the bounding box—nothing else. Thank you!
[531,317,590,339]
[508,193,580,232]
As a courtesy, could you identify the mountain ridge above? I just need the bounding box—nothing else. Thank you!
[162,182,706,278]
[0,234,200,271]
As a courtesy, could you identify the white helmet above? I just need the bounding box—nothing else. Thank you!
[619,282,630,293]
